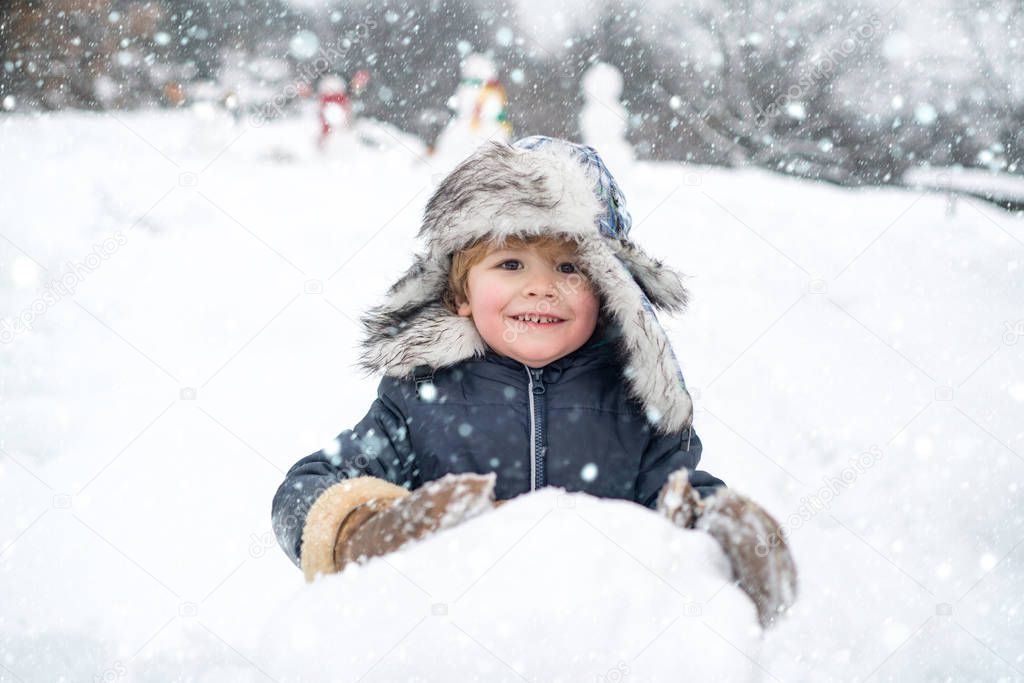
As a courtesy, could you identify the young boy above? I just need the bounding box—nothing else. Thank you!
[272,136,796,627]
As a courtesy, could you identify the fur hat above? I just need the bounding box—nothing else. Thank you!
[358,135,694,434]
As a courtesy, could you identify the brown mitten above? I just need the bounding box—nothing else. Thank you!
[657,469,798,628]
[334,472,497,571]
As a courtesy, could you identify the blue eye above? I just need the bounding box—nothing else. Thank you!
[497,259,577,273]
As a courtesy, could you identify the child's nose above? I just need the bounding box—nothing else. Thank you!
[524,275,558,298]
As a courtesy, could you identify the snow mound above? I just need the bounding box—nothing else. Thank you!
[259,488,762,682]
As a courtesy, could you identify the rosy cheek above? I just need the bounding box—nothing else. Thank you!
[472,289,505,318]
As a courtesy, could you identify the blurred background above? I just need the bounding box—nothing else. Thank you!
[2,0,1023,193]
[1,1,1022,681]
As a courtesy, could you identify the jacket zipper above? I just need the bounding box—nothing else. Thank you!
[523,365,547,490]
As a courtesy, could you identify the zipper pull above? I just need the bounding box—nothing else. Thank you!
[530,368,545,394]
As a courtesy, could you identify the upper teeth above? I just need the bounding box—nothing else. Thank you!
[515,315,560,323]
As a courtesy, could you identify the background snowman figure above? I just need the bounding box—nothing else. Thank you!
[432,52,512,162]
[580,61,634,171]
[317,75,352,151]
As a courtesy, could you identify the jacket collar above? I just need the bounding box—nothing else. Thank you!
[480,320,621,378]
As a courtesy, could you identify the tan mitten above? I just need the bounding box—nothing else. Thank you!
[657,468,799,628]
[336,472,497,570]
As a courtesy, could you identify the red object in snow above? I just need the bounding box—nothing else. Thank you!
[351,69,371,95]
[318,91,352,146]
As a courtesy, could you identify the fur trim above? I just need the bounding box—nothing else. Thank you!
[357,139,695,433]
[359,302,487,378]
[572,234,694,432]
[300,476,410,582]
[607,238,691,313]
[421,141,607,251]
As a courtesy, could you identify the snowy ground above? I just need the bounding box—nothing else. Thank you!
[1,108,1022,682]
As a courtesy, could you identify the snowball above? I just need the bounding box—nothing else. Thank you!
[322,102,348,125]
[882,32,912,61]
[11,256,40,289]
[979,553,997,571]
[418,383,438,402]
[322,438,341,458]
[495,27,514,47]
[289,30,320,60]
[785,102,806,120]
[914,103,937,126]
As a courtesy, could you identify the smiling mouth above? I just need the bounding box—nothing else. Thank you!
[509,314,566,326]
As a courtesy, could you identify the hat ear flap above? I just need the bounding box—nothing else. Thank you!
[607,238,690,313]
[378,254,446,311]
[575,235,694,433]
[358,255,487,377]
[358,303,486,378]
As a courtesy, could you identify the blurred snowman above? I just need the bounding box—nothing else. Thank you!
[433,53,512,159]
[580,61,634,170]
[317,75,353,150]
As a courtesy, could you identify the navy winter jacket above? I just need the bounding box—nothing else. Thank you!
[272,322,726,568]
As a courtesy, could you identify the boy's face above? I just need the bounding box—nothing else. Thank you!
[455,242,600,368]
